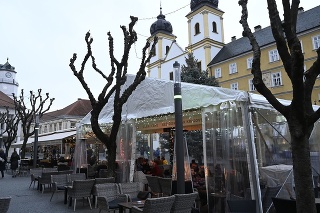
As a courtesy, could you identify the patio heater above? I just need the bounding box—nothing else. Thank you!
[33,114,39,168]
[173,61,185,194]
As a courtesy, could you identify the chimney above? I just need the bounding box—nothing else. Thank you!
[231,36,236,41]
[254,25,261,32]
[298,7,304,14]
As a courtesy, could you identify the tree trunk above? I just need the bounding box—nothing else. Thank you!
[107,143,117,179]
[291,134,316,213]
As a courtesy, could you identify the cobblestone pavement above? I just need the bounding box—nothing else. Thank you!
[0,170,105,213]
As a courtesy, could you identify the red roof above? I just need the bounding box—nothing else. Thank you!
[42,98,92,121]
[0,91,15,108]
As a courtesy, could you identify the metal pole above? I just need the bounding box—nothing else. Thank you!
[173,61,185,194]
[0,123,3,149]
[33,114,39,168]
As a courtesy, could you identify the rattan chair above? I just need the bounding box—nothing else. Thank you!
[146,175,162,197]
[69,173,86,182]
[98,169,109,178]
[131,195,175,213]
[93,183,127,212]
[0,197,11,213]
[94,177,115,184]
[29,168,43,189]
[158,177,172,196]
[271,197,296,213]
[67,179,95,211]
[118,182,145,202]
[50,174,70,201]
[170,192,198,213]
[38,171,60,193]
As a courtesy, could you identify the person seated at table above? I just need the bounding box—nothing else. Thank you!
[142,158,151,174]
[150,160,162,177]
[161,156,168,165]
[190,159,198,170]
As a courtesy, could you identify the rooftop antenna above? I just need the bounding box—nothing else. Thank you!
[160,0,162,14]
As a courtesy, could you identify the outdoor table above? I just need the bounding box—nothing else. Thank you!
[118,200,145,213]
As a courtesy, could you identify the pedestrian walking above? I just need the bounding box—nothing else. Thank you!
[0,148,7,178]
[10,148,20,177]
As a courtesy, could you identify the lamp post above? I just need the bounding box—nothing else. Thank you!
[173,61,185,194]
[33,114,39,168]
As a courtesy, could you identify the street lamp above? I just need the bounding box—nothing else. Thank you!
[33,114,39,168]
[173,61,185,194]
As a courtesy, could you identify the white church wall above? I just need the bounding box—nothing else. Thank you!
[208,13,223,43]
[190,14,204,45]
[192,48,207,71]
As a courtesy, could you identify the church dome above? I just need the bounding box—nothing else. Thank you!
[150,8,173,36]
[190,0,219,11]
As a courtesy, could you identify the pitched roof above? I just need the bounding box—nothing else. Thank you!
[0,91,15,108]
[208,5,320,66]
[41,98,92,122]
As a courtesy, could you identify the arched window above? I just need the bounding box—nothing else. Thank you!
[195,23,200,35]
[166,46,170,55]
[212,21,217,33]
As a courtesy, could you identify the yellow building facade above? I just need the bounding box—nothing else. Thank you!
[208,6,320,103]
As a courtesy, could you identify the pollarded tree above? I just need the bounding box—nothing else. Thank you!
[181,52,219,87]
[13,89,55,159]
[239,0,320,212]
[2,108,20,157]
[69,16,157,177]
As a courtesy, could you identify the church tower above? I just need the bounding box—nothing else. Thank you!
[0,59,18,99]
[147,6,177,79]
[186,0,225,71]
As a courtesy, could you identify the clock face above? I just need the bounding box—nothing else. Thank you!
[5,72,12,78]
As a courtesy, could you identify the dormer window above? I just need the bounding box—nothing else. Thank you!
[195,23,200,35]
[212,21,217,33]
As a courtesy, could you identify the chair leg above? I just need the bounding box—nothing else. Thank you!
[50,192,55,201]
[95,196,97,209]
[29,181,33,189]
[88,197,92,209]
[74,198,77,211]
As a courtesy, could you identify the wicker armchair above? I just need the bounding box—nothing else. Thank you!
[0,197,11,213]
[93,183,127,212]
[158,177,172,196]
[170,192,198,213]
[146,175,162,197]
[131,195,175,213]
[69,173,86,182]
[67,179,95,211]
[94,177,115,184]
[29,168,43,189]
[118,182,145,202]
[50,174,70,201]
[38,171,60,193]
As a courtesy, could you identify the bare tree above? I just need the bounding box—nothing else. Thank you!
[13,89,55,159]
[69,16,157,176]
[2,108,20,157]
[239,0,320,212]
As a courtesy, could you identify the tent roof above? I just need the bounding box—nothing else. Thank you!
[80,74,318,125]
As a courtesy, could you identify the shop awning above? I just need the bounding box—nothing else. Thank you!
[11,130,77,147]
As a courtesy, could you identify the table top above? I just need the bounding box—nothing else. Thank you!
[118,201,145,208]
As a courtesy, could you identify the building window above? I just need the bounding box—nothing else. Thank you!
[312,35,320,50]
[247,57,253,69]
[195,23,200,35]
[249,79,256,91]
[150,47,156,57]
[197,61,202,71]
[230,82,238,90]
[272,72,282,87]
[269,49,280,62]
[229,63,237,74]
[165,46,170,55]
[169,72,173,80]
[212,21,217,33]
[215,67,222,78]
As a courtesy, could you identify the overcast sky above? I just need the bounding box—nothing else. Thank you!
[0,0,318,111]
